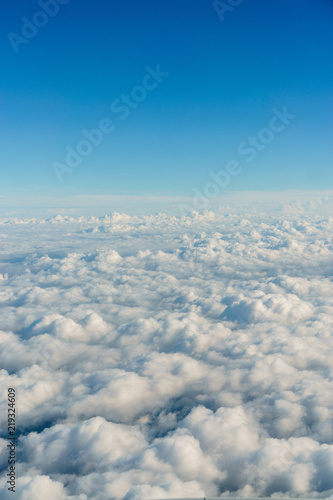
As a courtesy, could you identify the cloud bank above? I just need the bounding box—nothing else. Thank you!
[0,206,332,499]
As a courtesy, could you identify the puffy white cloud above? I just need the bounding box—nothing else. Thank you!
[0,207,333,499]
[222,291,314,324]
[21,417,147,475]
[0,475,67,500]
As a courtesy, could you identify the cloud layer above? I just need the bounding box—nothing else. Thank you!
[0,208,332,499]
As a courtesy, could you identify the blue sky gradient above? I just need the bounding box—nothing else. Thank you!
[1,0,332,203]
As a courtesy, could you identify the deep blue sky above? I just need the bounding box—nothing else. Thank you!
[1,0,332,204]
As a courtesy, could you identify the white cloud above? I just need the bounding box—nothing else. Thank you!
[0,204,333,498]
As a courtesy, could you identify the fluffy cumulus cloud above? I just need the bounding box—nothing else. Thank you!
[0,206,333,499]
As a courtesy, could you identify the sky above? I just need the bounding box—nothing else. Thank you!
[0,0,332,207]
[1,4,333,497]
